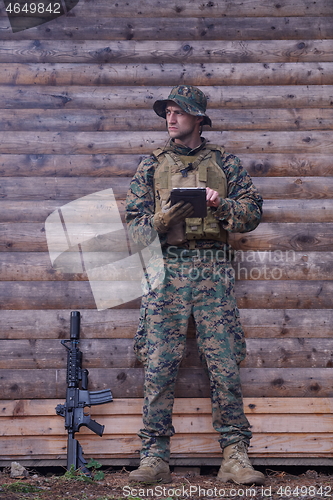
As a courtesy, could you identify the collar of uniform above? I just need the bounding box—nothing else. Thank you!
[168,138,207,156]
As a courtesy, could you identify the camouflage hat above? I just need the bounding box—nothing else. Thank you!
[153,85,212,127]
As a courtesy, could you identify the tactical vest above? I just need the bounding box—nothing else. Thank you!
[153,144,228,246]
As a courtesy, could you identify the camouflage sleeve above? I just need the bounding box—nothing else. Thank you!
[125,156,166,246]
[214,153,263,233]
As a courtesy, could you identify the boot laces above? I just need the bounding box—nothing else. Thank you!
[229,442,253,469]
[140,456,164,468]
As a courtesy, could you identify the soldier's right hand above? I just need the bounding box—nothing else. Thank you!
[153,201,194,233]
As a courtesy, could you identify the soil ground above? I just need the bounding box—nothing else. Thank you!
[0,465,333,500]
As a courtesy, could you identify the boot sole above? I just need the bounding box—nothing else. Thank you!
[217,470,265,485]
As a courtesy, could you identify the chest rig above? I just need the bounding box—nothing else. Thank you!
[153,144,228,246]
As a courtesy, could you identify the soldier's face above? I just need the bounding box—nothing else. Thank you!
[165,103,202,146]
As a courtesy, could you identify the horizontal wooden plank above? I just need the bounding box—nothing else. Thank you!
[1,199,333,224]
[0,433,331,459]
[243,339,333,369]
[1,337,332,370]
[0,17,332,41]
[1,0,331,18]
[2,221,333,252]
[236,281,333,309]
[3,397,333,417]
[0,253,81,280]
[0,221,136,252]
[1,250,332,281]
[0,154,139,178]
[2,176,333,202]
[0,309,139,340]
[0,338,136,370]
[0,280,332,310]
[241,309,333,339]
[262,200,333,222]
[2,413,332,437]
[0,200,127,223]
[241,368,333,398]
[1,85,332,110]
[0,177,130,201]
[230,222,333,252]
[1,63,332,87]
[0,281,122,310]
[242,154,333,177]
[0,131,331,155]
[1,367,333,399]
[250,433,333,457]
[0,153,332,178]
[0,40,332,64]
[0,308,332,340]
[257,177,333,199]
[1,106,333,132]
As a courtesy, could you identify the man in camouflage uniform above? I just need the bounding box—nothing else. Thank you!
[125,85,264,485]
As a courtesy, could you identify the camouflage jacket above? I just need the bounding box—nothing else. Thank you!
[125,139,263,248]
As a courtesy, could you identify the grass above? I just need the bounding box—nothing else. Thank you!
[3,480,42,493]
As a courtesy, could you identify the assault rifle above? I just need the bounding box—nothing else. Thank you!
[56,311,113,472]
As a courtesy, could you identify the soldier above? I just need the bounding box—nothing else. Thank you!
[125,85,264,485]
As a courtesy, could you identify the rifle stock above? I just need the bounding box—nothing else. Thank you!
[56,311,113,472]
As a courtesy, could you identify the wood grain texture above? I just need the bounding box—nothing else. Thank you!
[0,63,332,86]
[2,433,332,460]
[3,397,333,417]
[0,153,332,178]
[2,177,333,203]
[1,0,331,18]
[2,221,333,252]
[1,396,332,459]
[1,251,332,281]
[1,199,333,223]
[2,413,333,436]
[0,40,332,64]
[229,222,333,251]
[0,17,332,41]
[0,280,332,310]
[1,367,332,399]
[1,106,333,131]
[0,337,332,370]
[1,85,333,110]
[0,131,331,155]
[0,308,332,340]
[262,200,333,222]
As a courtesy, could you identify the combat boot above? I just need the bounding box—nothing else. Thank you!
[129,456,171,483]
[217,441,265,485]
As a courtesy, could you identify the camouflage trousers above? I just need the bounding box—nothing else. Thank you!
[134,253,252,462]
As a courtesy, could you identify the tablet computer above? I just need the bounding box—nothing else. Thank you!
[170,187,207,218]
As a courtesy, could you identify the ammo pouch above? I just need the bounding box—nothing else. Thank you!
[185,209,222,240]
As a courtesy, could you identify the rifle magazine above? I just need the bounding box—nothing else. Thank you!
[89,389,113,406]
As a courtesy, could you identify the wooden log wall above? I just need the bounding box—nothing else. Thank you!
[1,0,333,466]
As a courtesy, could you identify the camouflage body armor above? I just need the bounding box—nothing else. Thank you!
[153,144,228,246]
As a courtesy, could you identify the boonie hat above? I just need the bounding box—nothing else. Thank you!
[153,85,212,127]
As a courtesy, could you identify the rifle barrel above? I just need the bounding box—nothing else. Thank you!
[70,311,80,340]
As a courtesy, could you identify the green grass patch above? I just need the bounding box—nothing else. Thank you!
[3,480,41,493]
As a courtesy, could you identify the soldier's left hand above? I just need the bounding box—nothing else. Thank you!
[206,187,220,207]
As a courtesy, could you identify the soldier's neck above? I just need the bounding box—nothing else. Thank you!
[170,137,206,156]
[173,135,202,151]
